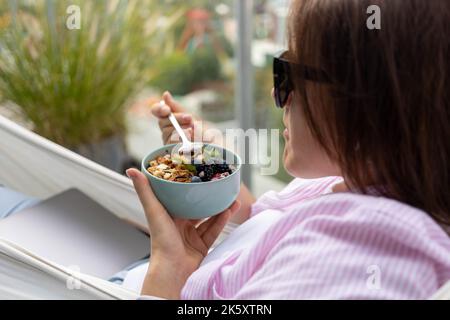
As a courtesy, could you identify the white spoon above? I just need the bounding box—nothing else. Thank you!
[162,100,200,155]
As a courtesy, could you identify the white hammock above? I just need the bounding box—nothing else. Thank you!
[0,115,147,230]
[0,115,148,299]
[0,114,449,300]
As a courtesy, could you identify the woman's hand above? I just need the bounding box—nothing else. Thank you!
[151,91,222,146]
[126,168,241,299]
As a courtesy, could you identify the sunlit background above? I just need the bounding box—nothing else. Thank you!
[0,0,292,196]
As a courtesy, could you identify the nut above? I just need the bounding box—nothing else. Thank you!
[157,164,169,170]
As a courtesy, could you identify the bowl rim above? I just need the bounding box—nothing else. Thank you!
[141,143,242,185]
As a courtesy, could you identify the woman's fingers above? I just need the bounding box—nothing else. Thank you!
[151,91,185,117]
[198,201,241,248]
[151,91,190,121]
[163,127,193,144]
[151,100,192,126]
[126,169,172,231]
[196,201,240,236]
[158,113,193,130]
[162,91,186,113]
[151,102,171,118]
[150,91,202,144]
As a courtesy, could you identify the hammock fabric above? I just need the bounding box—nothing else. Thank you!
[0,115,147,230]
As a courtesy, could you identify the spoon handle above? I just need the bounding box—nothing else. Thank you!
[166,108,190,145]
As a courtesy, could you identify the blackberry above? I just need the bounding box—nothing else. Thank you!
[213,163,232,174]
[194,164,205,174]
[199,165,214,182]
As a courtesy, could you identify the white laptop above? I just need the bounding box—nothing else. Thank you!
[0,189,150,279]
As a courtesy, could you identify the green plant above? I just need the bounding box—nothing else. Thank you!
[0,0,182,148]
[150,46,224,95]
[149,52,193,96]
[190,47,222,85]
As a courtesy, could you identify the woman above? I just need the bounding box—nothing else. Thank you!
[125,0,450,299]
[1,0,449,299]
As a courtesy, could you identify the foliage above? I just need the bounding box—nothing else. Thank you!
[190,47,223,86]
[150,46,223,96]
[0,0,182,147]
[149,52,193,96]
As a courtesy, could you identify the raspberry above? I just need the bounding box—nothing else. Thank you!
[211,173,222,181]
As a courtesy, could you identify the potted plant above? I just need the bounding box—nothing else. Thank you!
[0,0,182,172]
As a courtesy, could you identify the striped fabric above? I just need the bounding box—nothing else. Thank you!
[180,177,450,299]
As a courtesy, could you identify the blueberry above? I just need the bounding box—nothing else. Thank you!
[191,176,202,183]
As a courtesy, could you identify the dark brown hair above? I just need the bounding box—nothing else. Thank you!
[288,0,450,226]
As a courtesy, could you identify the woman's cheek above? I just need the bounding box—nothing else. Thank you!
[283,140,313,178]
[282,134,300,176]
[283,148,296,176]
[282,126,323,178]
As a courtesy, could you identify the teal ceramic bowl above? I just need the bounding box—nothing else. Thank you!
[141,144,241,219]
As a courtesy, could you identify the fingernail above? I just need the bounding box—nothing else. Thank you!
[126,169,136,179]
[182,114,192,122]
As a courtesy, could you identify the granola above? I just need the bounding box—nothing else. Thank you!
[146,147,236,183]
[147,155,193,183]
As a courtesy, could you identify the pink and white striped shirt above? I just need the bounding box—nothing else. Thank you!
[179,177,450,299]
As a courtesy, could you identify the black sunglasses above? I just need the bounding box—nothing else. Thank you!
[273,50,330,108]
